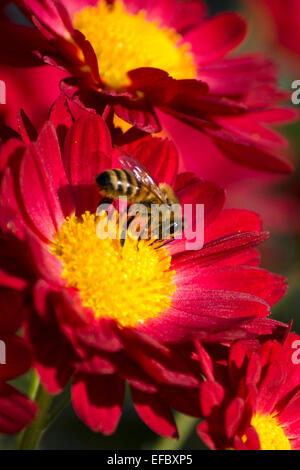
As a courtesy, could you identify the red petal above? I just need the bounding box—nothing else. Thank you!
[114,103,161,133]
[199,381,224,417]
[0,288,26,332]
[225,397,245,439]
[171,231,269,269]
[131,386,178,438]
[185,13,246,64]
[205,209,263,244]
[62,114,112,214]
[177,265,286,307]
[20,123,74,241]
[49,95,74,149]
[121,136,178,186]
[0,382,37,434]
[256,361,287,414]
[72,373,125,434]
[25,308,74,395]
[205,127,293,173]
[0,333,32,380]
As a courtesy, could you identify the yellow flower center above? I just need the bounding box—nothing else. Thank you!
[73,0,197,89]
[250,414,291,450]
[51,212,176,328]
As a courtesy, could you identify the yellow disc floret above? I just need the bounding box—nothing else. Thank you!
[51,212,176,328]
[73,0,197,89]
[250,413,291,450]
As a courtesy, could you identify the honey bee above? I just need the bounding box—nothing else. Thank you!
[95,155,183,242]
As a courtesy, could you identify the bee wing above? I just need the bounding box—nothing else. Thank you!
[118,155,167,203]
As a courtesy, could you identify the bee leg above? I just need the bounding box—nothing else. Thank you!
[138,211,151,243]
[154,238,175,250]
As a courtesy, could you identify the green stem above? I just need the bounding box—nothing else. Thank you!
[44,393,71,428]
[27,370,40,400]
[16,384,53,450]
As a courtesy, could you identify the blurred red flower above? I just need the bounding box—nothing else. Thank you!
[0,224,37,433]
[196,332,300,449]
[246,0,300,72]
[1,0,294,173]
[0,97,288,436]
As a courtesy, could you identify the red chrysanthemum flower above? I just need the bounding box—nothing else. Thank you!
[2,0,294,173]
[0,97,288,436]
[196,332,300,450]
[246,0,300,71]
[0,215,37,433]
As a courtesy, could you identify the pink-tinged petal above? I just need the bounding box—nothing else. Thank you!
[139,313,217,343]
[248,107,299,125]
[225,397,245,439]
[62,114,112,214]
[125,0,206,32]
[0,382,37,434]
[185,13,247,64]
[197,55,276,97]
[142,312,266,344]
[171,288,270,320]
[171,231,269,270]
[19,123,74,241]
[167,0,206,33]
[23,0,71,38]
[199,381,224,417]
[131,387,178,438]
[72,372,125,434]
[216,113,290,151]
[59,0,100,18]
[241,318,287,342]
[121,136,178,186]
[0,334,32,380]
[205,127,293,173]
[176,266,287,307]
